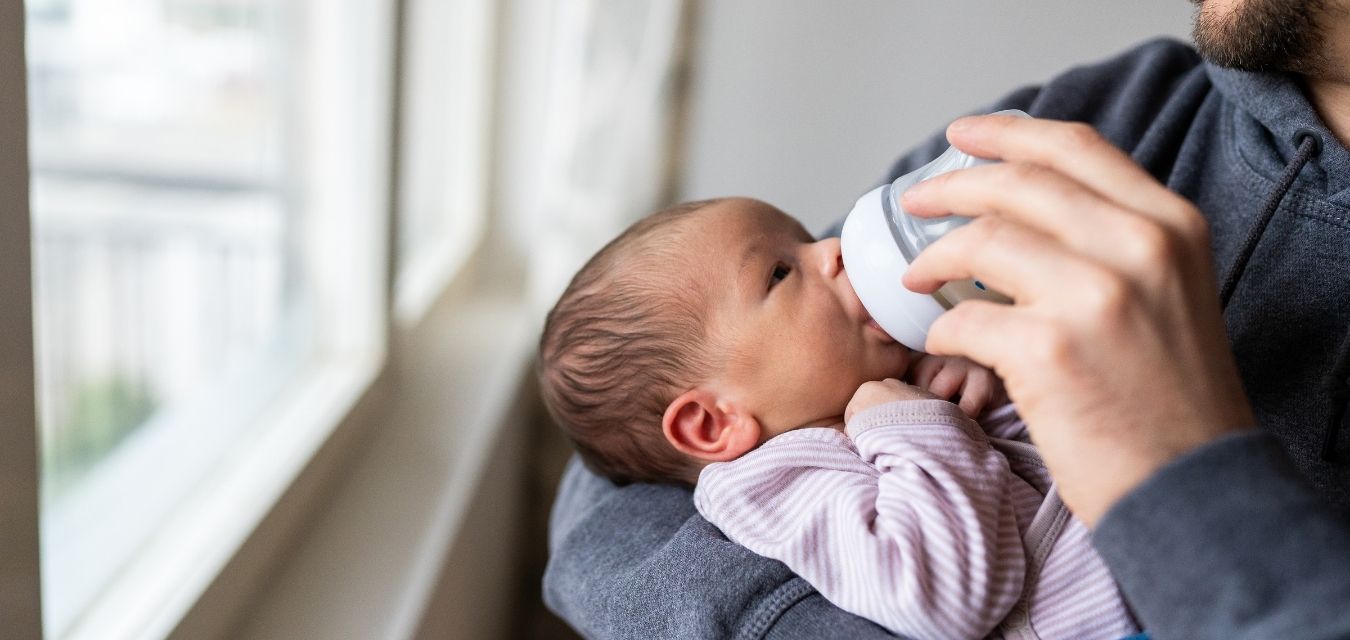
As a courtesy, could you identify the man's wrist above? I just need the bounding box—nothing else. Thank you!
[1065,423,1257,527]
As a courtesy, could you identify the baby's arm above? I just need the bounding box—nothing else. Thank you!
[978,401,1028,441]
[907,355,1026,440]
[694,394,1025,640]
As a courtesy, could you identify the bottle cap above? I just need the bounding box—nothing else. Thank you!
[840,184,946,351]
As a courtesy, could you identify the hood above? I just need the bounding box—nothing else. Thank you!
[1205,62,1350,204]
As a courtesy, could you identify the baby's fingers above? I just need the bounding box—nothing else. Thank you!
[926,366,966,401]
[846,378,934,424]
[909,354,944,391]
[957,378,994,418]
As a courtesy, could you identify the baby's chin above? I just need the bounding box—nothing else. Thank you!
[867,345,914,379]
[845,362,910,392]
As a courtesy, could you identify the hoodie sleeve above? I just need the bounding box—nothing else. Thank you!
[694,400,1025,640]
[1092,432,1350,639]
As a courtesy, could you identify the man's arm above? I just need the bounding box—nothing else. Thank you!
[890,43,1350,640]
[1093,433,1350,639]
[544,456,902,639]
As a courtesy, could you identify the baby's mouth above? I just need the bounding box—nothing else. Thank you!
[841,262,895,344]
[860,309,895,344]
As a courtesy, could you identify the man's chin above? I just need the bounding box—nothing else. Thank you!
[1191,0,1329,74]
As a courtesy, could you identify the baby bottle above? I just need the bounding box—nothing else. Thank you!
[839,109,1027,351]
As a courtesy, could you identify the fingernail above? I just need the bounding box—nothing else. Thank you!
[949,117,976,133]
[901,270,920,291]
[901,183,926,205]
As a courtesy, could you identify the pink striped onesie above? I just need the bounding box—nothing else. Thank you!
[693,399,1140,640]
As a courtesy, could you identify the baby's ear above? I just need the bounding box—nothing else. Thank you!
[662,388,760,463]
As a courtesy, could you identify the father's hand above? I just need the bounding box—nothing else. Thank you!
[900,114,1254,526]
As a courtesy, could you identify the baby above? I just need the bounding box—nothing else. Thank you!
[538,197,1140,640]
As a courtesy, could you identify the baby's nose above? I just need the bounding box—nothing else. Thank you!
[815,237,844,277]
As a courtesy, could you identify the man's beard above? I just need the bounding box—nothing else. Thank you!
[1192,0,1330,74]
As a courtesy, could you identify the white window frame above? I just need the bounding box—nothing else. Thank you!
[392,0,497,324]
[6,1,399,638]
[2,0,686,636]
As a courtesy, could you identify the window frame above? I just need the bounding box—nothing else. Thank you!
[3,0,523,634]
[0,2,43,637]
[8,0,401,638]
[392,0,497,325]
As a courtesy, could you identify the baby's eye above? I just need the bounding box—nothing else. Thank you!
[769,262,791,288]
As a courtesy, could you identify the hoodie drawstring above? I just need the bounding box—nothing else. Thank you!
[1218,129,1321,307]
[1214,128,1345,462]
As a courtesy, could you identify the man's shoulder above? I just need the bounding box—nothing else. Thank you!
[875,37,1209,192]
[1075,36,1201,75]
[544,456,818,638]
[1051,36,1203,104]
[1023,37,1208,147]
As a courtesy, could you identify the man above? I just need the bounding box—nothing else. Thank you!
[545,1,1350,637]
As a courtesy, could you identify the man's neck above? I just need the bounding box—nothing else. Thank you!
[1306,77,1350,151]
[1305,8,1350,150]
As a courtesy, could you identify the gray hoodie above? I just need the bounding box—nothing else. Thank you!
[543,38,1350,640]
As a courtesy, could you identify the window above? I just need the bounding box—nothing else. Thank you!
[393,0,495,322]
[29,0,294,508]
[25,0,391,636]
[4,0,681,636]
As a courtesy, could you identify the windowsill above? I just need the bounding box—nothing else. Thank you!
[60,349,384,640]
[393,210,486,326]
[226,284,539,638]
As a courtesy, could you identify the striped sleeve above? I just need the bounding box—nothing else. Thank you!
[693,400,1025,640]
[977,401,1027,441]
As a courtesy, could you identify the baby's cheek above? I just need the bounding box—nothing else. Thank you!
[820,375,860,417]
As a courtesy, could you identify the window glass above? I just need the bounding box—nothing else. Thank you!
[25,0,338,634]
[29,0,294,494]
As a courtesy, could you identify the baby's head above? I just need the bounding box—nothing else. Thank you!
[539,197,912,485]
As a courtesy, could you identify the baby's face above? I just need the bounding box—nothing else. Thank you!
[683,198,912,437]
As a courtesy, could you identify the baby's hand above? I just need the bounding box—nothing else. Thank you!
[844,378,938,424]
[908,354,1008,418]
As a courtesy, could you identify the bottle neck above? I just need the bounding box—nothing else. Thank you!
[883,183,976,259]
[882,182,1007,310]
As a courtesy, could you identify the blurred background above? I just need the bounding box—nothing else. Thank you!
[0,1,1190,638]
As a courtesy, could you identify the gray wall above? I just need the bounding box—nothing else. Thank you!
[679,1,1195,233]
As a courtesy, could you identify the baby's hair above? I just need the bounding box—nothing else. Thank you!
[538,198,727,485]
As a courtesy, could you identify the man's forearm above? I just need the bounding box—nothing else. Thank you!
[1093,432,1350,639]
[545,456,899,638]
